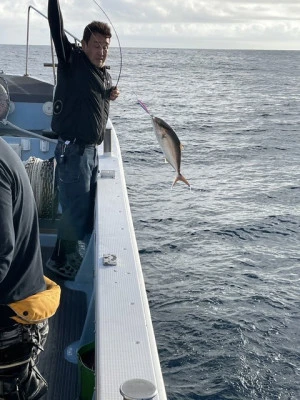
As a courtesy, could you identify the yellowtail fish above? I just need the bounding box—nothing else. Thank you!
[138,99,190,188]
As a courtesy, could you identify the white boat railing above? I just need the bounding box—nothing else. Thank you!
[67,121,167,400]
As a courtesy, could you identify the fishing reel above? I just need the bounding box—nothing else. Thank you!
[0,76,10,122]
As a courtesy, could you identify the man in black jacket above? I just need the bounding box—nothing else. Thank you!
[47,0,120,279]
[0,137,60,399]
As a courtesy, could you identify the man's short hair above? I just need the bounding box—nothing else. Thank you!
[83,21,112,43]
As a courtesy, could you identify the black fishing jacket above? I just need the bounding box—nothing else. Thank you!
[48,0,112,145]
[0,138,46,306]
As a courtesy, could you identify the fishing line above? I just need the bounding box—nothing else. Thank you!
[91,0,123,87]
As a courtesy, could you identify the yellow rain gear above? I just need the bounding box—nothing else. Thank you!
[8,276,61,324]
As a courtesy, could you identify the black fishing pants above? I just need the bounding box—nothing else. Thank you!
[0,321,48,399]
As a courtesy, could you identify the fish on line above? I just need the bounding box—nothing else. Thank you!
[137,99,191,189]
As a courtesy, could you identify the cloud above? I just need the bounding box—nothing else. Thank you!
[1,0,300,49]
[99,0,300,23]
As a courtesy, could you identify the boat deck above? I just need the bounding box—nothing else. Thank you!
[39,247,87,400]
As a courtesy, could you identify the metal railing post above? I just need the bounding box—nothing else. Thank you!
[104,120,113,154]
[25,5,81,78]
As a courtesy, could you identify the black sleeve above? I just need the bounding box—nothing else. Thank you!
[48,0,72,63]
[0,165,14,283]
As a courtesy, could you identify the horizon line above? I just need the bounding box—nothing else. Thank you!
[1,43,300,52]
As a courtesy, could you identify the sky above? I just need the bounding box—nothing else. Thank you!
[1,0,300,50]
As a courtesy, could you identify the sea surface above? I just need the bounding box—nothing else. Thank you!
[1,45,300,400]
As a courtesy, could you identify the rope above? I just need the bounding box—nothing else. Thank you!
[24,157,58,219]
[1,120,57,144]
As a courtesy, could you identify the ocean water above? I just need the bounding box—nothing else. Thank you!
[1,45,300,399]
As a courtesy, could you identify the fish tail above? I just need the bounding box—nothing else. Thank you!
[172,173,191,188]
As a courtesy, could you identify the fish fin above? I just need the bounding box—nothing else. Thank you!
[172,173,191,188]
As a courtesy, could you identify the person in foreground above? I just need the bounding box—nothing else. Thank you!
[47,0,120,280]
[0,137,61,399]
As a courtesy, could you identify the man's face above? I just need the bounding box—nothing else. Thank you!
[82,33,110,68]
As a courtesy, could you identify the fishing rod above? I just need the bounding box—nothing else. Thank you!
[91,0,123,88]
